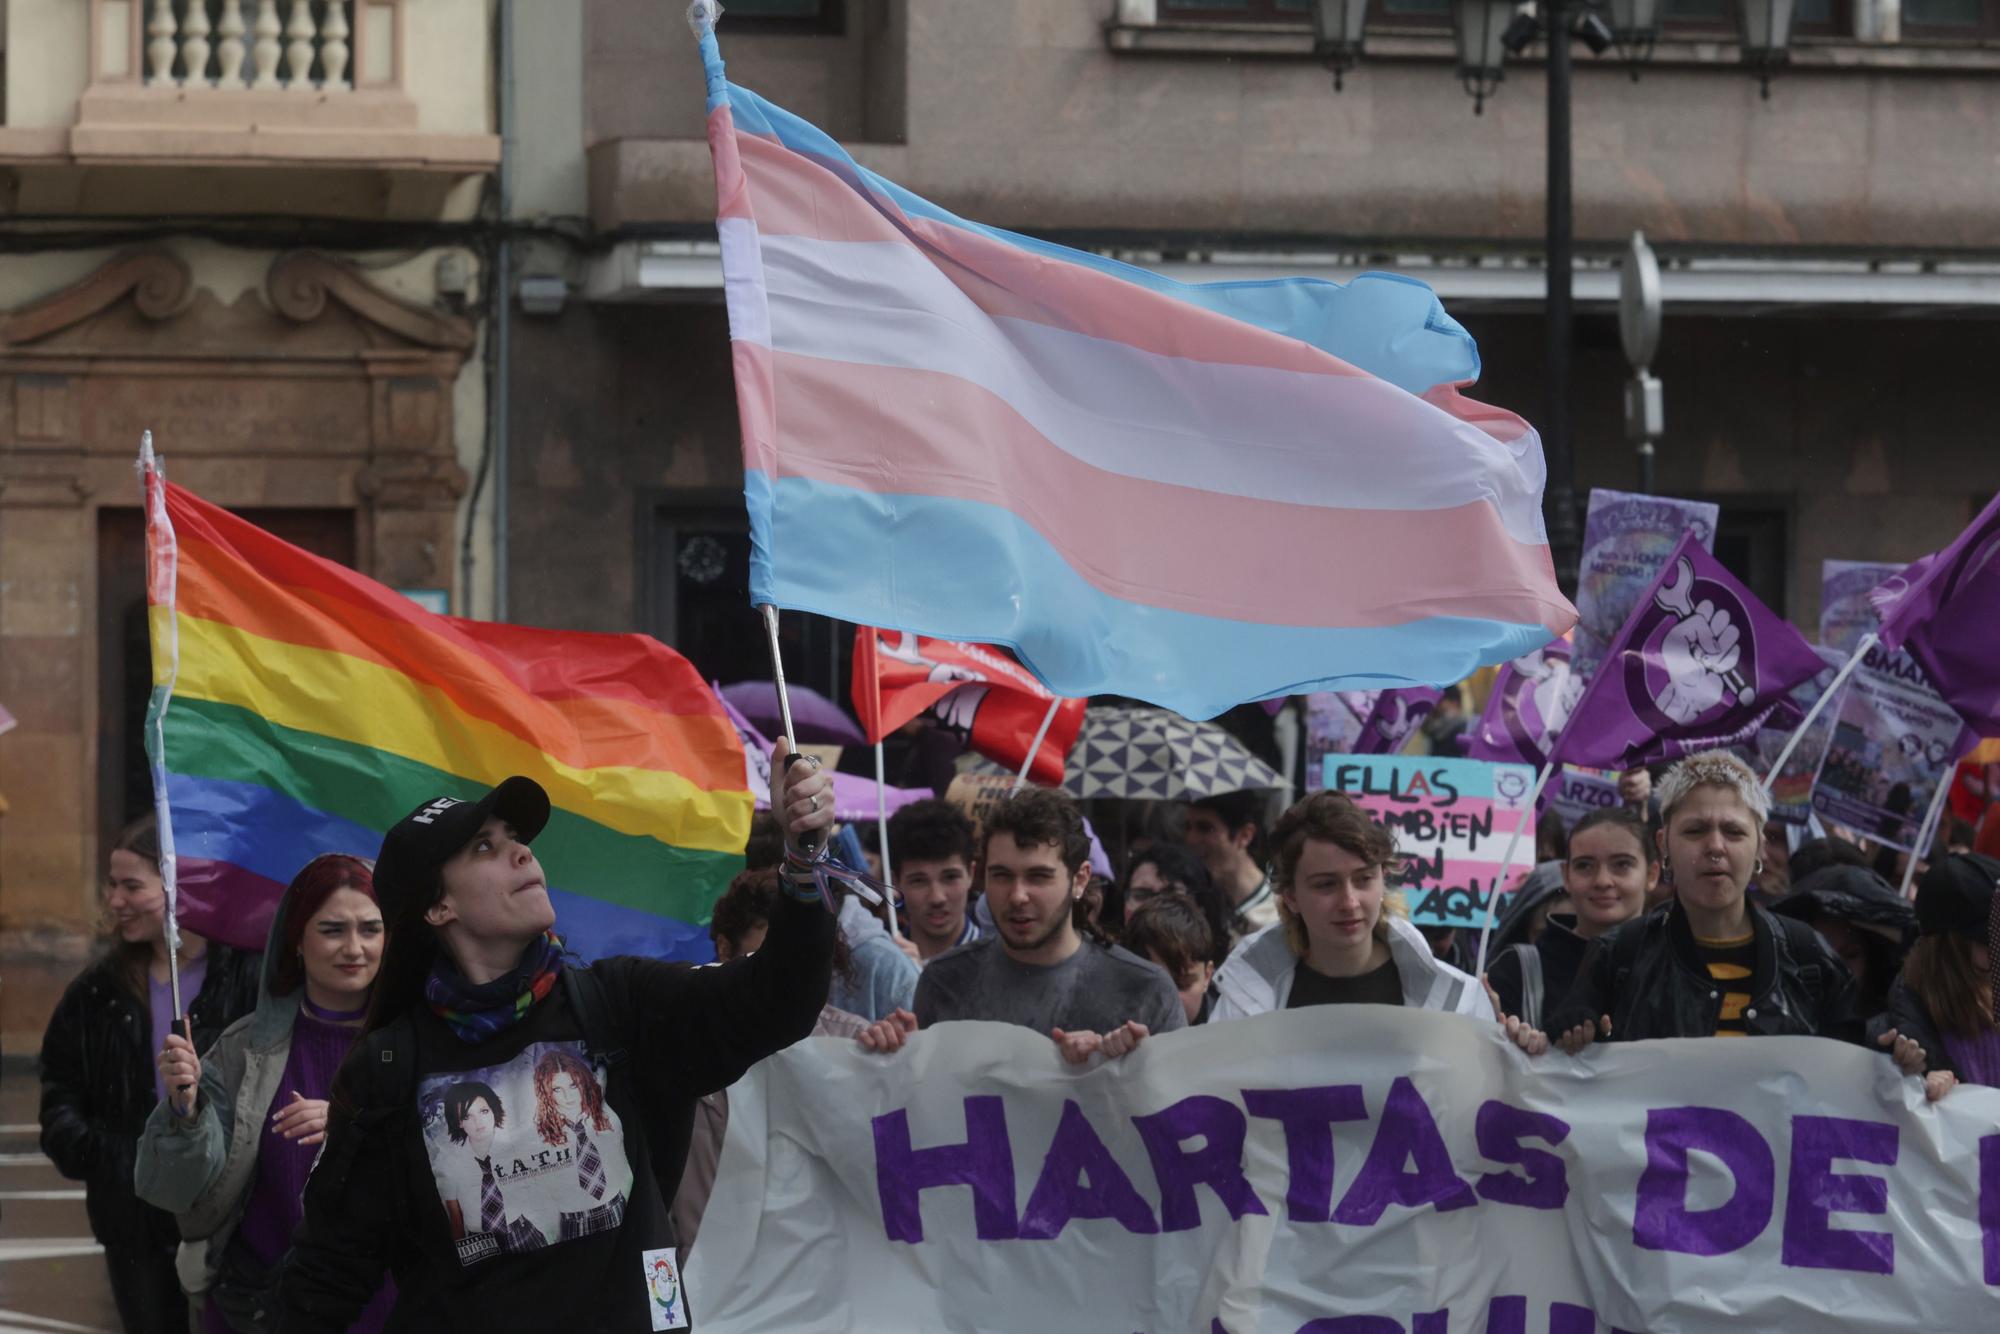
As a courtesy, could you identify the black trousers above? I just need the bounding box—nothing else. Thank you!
[102,1240,189,1334]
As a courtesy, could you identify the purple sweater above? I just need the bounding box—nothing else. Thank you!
[205,1006,394,1333]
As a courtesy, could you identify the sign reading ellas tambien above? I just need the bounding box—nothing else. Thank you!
[685,1011,2000,1334]
[1322,755,1535,930]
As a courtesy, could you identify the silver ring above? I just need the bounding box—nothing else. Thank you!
[811,793,822,812]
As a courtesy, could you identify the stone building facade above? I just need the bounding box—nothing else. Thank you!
[0,0,497,1044]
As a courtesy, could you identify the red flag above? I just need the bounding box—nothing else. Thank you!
[851,629,1085,786]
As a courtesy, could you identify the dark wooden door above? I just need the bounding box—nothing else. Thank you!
[96,507,357,852]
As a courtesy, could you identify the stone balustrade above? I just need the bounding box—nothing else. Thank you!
[96,0,402,92]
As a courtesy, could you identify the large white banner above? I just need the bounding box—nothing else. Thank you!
[686,1010,2000,1333]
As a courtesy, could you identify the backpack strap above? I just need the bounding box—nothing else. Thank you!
[561,965,629,1072]
[1512,944,1544,1030]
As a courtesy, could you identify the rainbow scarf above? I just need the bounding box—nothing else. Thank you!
[140,461,754,964]
[426,932,566,1045]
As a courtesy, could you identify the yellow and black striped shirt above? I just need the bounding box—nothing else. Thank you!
[1693,931,1756,1036]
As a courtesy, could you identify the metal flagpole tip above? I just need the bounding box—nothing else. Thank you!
[137,428,157,472]
[688,0,721,36]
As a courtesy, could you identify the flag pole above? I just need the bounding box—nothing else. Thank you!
[1899,776,1951,900]
[1472,761,1554,983]
[758,604,823,860]
[1010,698,1063,796]
[1762,633,1876,793]
[874,739,899,935]
[138,430,197,1110]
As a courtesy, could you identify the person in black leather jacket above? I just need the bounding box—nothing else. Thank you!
[1548,752,1904,1062]
[38,815,262,1334]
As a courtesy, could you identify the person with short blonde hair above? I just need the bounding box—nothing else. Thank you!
[1208,792,1493,1020]
[1549,751,1891,1066]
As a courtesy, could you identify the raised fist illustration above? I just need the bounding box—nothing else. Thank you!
[1656,599,1740,724]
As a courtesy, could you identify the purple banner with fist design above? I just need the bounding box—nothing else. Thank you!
[1553,532,1826,771]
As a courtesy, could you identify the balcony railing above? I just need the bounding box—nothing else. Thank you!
[93,1,399,92]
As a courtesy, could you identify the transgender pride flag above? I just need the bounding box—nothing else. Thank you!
[696,11,1574,721]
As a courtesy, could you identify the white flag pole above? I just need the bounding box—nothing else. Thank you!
[1010,698,1064,796]
[1762,633,1877,793]
[758,604,824,861]
[875,739,899,935]
[1899,776,1952,900]
[1472,761,1555,983]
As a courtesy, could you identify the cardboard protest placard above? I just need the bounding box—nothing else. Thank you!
[1571,489,1719,685]
[1322,754,1535,929]
[1812,643,1974,850]
[943,772,1018,840]
[1751,646,1845,826]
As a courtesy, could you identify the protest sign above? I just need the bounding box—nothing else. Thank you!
[1821,560,1900,654]
[1322,755,1535,929]
[1303,688,1442,789]
[1547,767,1624,830]
[1812,642,1975,850]
[1466,639,1575,770]
[686,1010,2000,1334]
[1571,489,1718,684]
[1752,646,1845,825]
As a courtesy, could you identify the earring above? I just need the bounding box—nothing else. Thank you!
[1755,860,1764,875]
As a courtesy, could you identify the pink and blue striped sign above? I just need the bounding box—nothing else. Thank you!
[698,19,1576,720]
[1323,755,1538,929]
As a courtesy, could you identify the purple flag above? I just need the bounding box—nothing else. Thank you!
[1553,533,1825,770]
[1467,638,1576,769]
[1302,687,1443,789]
[1351,688,1444,755]
[1871,491,2000,735]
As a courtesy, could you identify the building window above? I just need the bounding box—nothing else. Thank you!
[1662,0,1846,35]
[724,0,845,34]
[1902,0,1995,34]
[1160,0,1315,18]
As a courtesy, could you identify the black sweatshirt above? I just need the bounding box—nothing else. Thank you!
[276,896,834,1332]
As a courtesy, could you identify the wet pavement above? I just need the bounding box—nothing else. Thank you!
[0,1055,120,1333]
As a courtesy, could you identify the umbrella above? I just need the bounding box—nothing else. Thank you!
[969,705,1286,801]
[716,687,929,824]
[720,680,867,747]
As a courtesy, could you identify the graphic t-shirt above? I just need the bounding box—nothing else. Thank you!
[419,1040,635,1268]
[1693,932,1756,1036]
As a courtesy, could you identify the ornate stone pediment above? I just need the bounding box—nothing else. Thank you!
[0,247,473,358]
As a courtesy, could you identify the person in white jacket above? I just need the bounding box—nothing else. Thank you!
[1209,791,1496,1022]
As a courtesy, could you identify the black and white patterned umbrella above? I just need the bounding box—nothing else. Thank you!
[971,705,1287,801]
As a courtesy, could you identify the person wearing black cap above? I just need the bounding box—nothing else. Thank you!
[1872,851,2000,1098]
[275,745,836,1332]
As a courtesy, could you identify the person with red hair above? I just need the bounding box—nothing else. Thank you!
[137,853,395,1332]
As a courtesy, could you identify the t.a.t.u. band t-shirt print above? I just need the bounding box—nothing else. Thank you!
[418,1041,635,1266]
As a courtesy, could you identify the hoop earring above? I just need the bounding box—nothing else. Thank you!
[1754,860,1764,875]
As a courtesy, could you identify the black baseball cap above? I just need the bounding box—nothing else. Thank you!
[1914,852,2000,943]
[373,777,551,921]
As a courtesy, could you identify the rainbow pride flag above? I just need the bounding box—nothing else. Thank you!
[696,15,1575,722]
[141,459,751,961]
